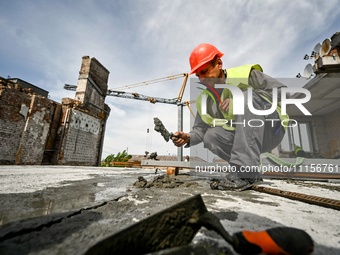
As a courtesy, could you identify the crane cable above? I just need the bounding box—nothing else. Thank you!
[114,73,187,91]
[146,103,155,154]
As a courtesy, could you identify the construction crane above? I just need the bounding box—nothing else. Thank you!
[64,73,188,104]
[64,84,180,104]
[64,73,190,161]
[107,90,179,105]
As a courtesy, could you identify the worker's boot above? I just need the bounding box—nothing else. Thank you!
[210,168,263,191]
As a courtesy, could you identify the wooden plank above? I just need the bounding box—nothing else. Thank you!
[110,161,141,167]
[141,160,191,168]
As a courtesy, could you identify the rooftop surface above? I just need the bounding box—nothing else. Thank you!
[0,165,339,255]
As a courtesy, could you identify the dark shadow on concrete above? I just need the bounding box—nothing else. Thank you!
[0,210,103,255]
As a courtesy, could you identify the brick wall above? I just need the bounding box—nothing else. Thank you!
[58,110,102,165]
[0,80,109,166]
[16,95,56,164]
[75,56,110,116]
[0,82,31,164]
[0,56,110,166]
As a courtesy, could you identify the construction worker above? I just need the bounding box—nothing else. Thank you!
[172,43,287,190]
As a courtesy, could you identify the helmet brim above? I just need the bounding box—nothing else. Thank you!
[189,52,224,75]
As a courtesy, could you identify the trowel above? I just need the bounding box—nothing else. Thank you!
[85,194,313,255]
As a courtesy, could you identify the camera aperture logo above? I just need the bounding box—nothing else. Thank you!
[200,85,311,127]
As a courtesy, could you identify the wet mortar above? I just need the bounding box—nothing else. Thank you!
[133,173,282,207]
[133,174,199,189]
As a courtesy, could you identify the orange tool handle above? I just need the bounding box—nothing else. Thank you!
[232,227,314,255]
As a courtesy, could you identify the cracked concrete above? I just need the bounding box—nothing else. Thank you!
[0,166,339,255]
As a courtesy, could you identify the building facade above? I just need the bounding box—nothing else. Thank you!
[281,32,340,159]
[0,56,110,166]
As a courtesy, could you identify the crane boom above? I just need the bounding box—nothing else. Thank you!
[107,90,178,104]
[65,73,188,105]
[64,85,178,105]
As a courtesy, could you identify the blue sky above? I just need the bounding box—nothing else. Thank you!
[1,0,340,159]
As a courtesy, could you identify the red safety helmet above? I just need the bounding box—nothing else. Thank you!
[189,43,224,74]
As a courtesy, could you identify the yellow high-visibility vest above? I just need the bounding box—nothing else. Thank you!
[196,64,289,130]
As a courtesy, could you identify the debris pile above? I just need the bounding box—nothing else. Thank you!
[133,174,198,189]
[144,151,159,160]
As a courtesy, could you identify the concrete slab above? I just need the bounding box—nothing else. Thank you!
[0,166,339,255]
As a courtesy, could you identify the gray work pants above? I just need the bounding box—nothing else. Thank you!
[202,91,285,167]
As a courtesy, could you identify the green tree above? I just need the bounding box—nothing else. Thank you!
[102,150,132,167]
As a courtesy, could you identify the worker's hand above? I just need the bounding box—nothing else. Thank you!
[220,98,230,113]
[171,131,189,147]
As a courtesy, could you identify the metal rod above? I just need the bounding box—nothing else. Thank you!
[177,73,189,102]
[252,185,340,211]
[177,103,183,161]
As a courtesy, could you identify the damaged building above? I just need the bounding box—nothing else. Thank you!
[281,32,340,159]
[0,56,110,166]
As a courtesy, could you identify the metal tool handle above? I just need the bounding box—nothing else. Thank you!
[197,211,235,245]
